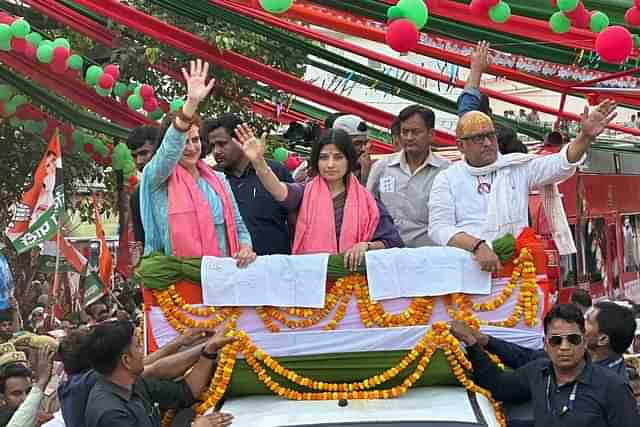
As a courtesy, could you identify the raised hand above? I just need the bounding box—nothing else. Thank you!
[192,412,234,427]
[203,325,238,355]
[580,99,617,140]
[233,123,266,163]
[470,41,492,74]
[33,346,55,390]
[181,59,216,109]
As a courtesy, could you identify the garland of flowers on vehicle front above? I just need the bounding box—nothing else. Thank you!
[152,248,538,335]
[192,322,506,427]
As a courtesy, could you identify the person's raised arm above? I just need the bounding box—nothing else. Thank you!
[144,59,216,189]
[458,41,491,117]
[234,124,288,202]
[566,100,616,163]
[144,328,206,366]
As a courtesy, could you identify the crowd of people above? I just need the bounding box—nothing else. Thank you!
[0,45,639,427]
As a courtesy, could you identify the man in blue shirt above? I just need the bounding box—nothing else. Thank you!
[203,113,294,255]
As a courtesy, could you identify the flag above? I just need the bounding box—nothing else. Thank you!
[38,239,86,274]
[92,194,113,289]
[82,245,106,308]
[6,131,64,254]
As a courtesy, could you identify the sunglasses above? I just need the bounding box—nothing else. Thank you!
[547,333,583,347]
[460,131,497,145]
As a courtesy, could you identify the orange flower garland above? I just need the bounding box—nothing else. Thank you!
[191,323,506,427]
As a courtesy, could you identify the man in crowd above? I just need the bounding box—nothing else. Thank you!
[204,113,293,255]
[570,289,592,315]
[429,100,616,273]
[459,304,638,426]
[367,105,449,247]
[127,126,160,254]
[332,114,373,184]
[85,302,110,325]
[84,320,234,427]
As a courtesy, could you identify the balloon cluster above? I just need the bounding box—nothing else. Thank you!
[272,146,302,172]
[258,0,294,14]
[548,1,609,33]
[71,128,114,167]
[469,0,511,24]
[111,143,138,190]
[385,0,429,53]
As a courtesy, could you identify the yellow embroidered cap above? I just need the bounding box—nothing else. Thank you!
[456,111,494,139]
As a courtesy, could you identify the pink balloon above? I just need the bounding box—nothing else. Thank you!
[0,14,14,25]
[103,64,120,80]
[143,97,159,113]
[97,73,115,90]
[139,84,154,100]
[636,0,640,8]
[52,46,70,63]
[596,26,633,64]
[386,19,419,53]
[24,43,37,60]
[625,7,640,27]
[50,58,68,74]
[9,37,27,54]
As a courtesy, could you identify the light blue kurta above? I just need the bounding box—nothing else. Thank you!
[140,125,252,256]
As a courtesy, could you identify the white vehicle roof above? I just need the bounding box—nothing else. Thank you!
[218,386,500,427]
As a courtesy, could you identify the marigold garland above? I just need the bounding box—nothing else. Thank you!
[191,324,506,427]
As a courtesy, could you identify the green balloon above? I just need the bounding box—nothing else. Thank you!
[0,40,10,52]
[0,84,14,102]
[92,139,109,157]
[397,0,428,29]
[127,94,144,110]
[148,108,164,121]
[96,86,111,97]
[67,54,83,70]
[170,98,185,112]
[25,32,42,47]
[133,84,141,96]
[273,147,289,163]
[0,24,11,44]
[114,82,128,98]
[489,1,511,24]
[40,39,53,48]
[33,120,47,134]
[10,94,28,107]
[590,11,609,33]
[23,120,36,133]
[387,6,406,21]
[85,65,103,86]
[53,38,70,50]
[557,0,579,13]
[549,12,571,33]
[10,19,30,38]
[259,0,293,14]
[633,34,640,49]
[36,44,54,64]
[72,129,85,144]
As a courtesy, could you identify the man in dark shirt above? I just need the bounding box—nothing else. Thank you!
[458,304,638,427]
[84,321,235,427]
[203,113,294,255]
[127,126,160,250]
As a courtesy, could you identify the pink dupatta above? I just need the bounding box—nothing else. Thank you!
[292,175,379,254]
[168,160,240,257]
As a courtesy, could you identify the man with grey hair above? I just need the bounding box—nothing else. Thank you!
[332,114,373,184]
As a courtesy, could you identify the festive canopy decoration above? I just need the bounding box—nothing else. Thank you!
[385,18,419,53]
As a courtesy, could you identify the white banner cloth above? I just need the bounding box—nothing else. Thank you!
[201,254,329,307]
[365,247,491,300]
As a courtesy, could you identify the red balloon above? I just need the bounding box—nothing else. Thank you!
[570,6,591,29]
[15,104,32,120]
[549,0,557,7]
[565,2,585,19]
[84,143,94,154]
[469,0,499,15]
[50,58,69,74]
[139,84,154,100]
[386,19,419,53]
[143,97,158,113]
[596,26,633,64]
[636,0,640,8]
[625,7,640,27]
[52,46,70,62]
[10,37,27,54]
[103,64,120,80]
[97,73,115,90]
[24,43,37,60]
[0,14,14,25]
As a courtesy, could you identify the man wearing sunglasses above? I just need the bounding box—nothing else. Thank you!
[461,304,638,426]
[429,101,617,273]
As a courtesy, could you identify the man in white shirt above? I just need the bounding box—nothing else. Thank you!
[429,101,617,273]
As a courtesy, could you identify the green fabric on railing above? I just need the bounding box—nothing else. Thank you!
[0,66,131,139]
[227,349,457,396]
[136,253,366,290]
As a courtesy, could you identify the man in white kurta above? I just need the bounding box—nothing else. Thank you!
[429,103,617,273]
